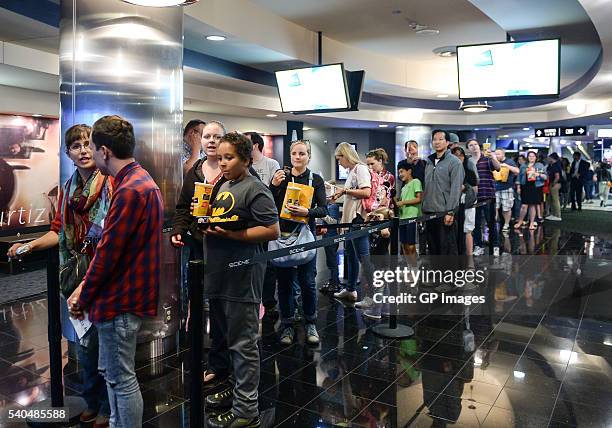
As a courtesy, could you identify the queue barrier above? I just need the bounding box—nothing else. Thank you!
[39,198,496,428]
[186,198,496,427]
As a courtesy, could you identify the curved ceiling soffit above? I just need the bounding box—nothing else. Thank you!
[362,47,602,111]
[363,7,603,111]
[0,0,603,114]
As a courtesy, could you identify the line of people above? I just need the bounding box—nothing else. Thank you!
[8,116,610,428]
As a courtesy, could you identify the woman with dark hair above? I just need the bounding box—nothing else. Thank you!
[515,151,547,230]
[366,148,395,210]
[451,146,479,255]
[8,124,112,427]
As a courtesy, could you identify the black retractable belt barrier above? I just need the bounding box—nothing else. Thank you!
[372,217,415,339]
[188,258,205,428]
[27,249,86,427]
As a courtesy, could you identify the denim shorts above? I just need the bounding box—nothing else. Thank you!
[399,222,417,244]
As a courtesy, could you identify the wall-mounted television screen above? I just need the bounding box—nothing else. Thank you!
[457,39,560,100]
[276,63,351,114]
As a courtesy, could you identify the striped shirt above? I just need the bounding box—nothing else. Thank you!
[78,162,163,323]
[474,156,496,201]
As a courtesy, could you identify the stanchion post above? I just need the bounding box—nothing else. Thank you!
[372,217,414,339]
[26,249,86,426]
[47,248,64,407]
[389,217,399,330]
[188,259,205,428]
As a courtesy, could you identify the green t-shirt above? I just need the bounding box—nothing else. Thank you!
[399,178,422,219]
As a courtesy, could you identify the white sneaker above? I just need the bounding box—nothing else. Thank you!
[473,246,485,256]
[355,296,374,309]
[545,215,562,221]
[333,289,358,302]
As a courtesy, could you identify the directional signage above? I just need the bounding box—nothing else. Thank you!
[560,126,587,137]
[535,128,559,138]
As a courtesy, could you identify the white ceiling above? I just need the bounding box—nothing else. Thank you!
[1,0,612,129]
[251,0,505,62]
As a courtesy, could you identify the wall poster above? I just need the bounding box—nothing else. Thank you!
[0,114,60,235]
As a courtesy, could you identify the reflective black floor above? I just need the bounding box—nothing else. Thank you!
[0,225,611,427]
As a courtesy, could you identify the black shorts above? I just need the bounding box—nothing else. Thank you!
[400,222,417,245]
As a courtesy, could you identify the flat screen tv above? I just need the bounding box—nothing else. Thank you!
[457,39,560,100]
[276,63,352,114]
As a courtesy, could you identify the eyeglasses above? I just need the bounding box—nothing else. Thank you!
[68,140,91,153]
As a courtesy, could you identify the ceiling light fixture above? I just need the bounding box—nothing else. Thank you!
[460,101,491,113]
[396,125,405,129]
[122,0,198,6]
[436,94,449,98]
[523,127,530,131]
[499,134,509,138]
[32,114,43,117]
[265,113,278,118]
[433,46,456,57]
[567,101,586,116]
[205,35,226,41]
[378,124,389,128]
[408,21,440,36]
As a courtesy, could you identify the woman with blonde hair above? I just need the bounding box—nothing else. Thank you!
[270,140,327,345]
[331,142,372,302]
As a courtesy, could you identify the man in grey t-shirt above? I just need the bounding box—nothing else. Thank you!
[245,131,280,186]
[243,131,281,318]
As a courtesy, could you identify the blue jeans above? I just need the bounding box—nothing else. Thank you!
[276,257,317,327]
[345,233,371,295]
[96,313,143,428]
[473,203,497,248]
[78,326,110,417]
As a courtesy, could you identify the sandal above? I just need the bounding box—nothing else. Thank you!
[529,224,537,230]
[203,370,228,388]
[513,222,523,229]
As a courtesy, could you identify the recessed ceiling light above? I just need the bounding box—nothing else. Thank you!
[378,124,389,128]
[396,125,405,129]
[609,116,612,120]
[460,101,491,113]
[474,128,480,131]
[32,114,43,117]
[523,127,530,131]
[567,101,586,116]
[436,94,449,98]
[499,134,509,138]
[122,0,198,6]
[265,113,278,118]
[206,35,226,41]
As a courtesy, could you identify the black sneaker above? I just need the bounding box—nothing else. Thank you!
[205,384,233,409]
[207,411,260,428]
[319,281,340,293]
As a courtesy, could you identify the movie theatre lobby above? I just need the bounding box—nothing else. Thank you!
[1,0,612,427]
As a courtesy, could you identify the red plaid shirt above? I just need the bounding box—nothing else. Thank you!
[79,162,163,323]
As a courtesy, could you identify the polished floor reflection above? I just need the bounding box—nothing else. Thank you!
[0,226,610,427]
